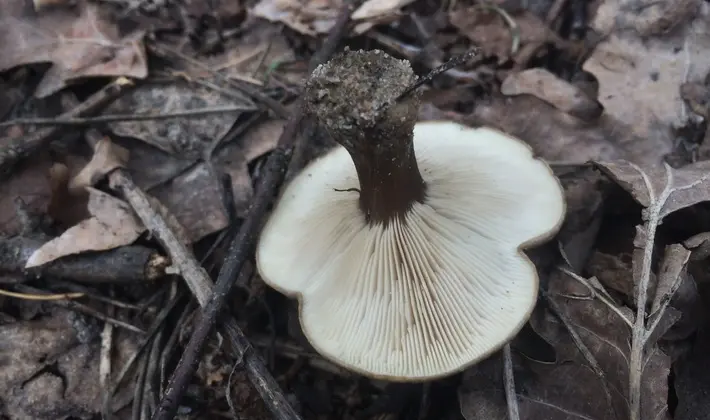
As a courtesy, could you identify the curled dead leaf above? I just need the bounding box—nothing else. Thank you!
[69,136,129,193]
[26,187,145,268]
[501,68,603,121]
[595,160,710,219]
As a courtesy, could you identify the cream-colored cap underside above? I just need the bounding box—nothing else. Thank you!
[256,121,565,380]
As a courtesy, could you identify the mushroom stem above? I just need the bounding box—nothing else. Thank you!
[345,100,427,225]
[303,48,427,226]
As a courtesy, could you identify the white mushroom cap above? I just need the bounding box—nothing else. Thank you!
[256,121,566,381]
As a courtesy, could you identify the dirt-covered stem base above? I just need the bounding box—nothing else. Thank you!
[303,48,426,225]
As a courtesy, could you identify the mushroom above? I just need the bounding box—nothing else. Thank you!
[256,49,566,381]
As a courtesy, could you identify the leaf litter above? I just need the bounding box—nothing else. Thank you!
[3,0,710,418]
[26,186,145,268]
[103,81,255,158]
[0,0,148,98]
[252,0,416,35]
[459,1,710,420]
[583,0,710,150]
[449,5,562,64]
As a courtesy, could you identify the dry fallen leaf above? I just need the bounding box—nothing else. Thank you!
[178,20,301,85]
[145,193,193,247]
[587,250,637,297]
[583,0,710,154]
[26,187,145,268]
[0,308,138,419]
[587,242,694,335]
[104,81,255,159]
[649,244,691,318]
[539,271,672,420]
[501,68,603,121]
[459,272,672,420]
[595,160,710,219]
[69,136,129,193]
[589,158,710,419]
[449,8,557,63]
[459,157,708,420]
[471,93,693,166]
[238,119,283,162]
[147,163,228,243]
[0,0,148,97]
[251,0,415,35]
[117,135,256,243]
[470,95,624,162]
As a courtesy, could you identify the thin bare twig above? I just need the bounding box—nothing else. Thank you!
[394,49,479,103]
[110,168,215,305]
[67,301,146,334]
[502,344,521,420]
[159,296,194,395]
[143,326,164,419]
[89,119,295,417]
[0,77,134,178]
[557,266,634,328]
[628,163,674,420]
[100,292,115,419]
[51,280,145,310]
[133,335,151,420]
[13,284,145,334]
[147,42,289,119]
[151,2,365,418]
[546,0,570,24]
[0,288,83,300]
[110,290,185,399]
[645,273,685,342]
[475,3,520,54]
[544,293,619,419]
[0,105,256,127]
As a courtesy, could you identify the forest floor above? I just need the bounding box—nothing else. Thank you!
[1,0,709,419]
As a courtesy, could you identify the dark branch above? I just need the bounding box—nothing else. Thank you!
[151,1,367,419]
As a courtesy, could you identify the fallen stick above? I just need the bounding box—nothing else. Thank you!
[151,2,366,417]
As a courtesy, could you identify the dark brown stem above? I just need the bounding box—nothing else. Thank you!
[304,49,426,225]
[348,100,426,224]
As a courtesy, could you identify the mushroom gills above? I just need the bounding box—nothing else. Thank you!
[256,121,566,381]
